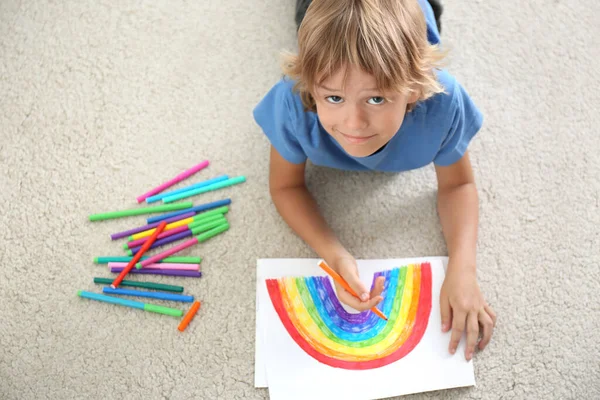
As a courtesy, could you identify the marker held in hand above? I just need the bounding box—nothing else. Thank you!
[318,260,388,321]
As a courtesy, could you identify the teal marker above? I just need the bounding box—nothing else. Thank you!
[103,287,194,302]
[77,290,183,317]
[145,175,230,203]
[162,176,246,203]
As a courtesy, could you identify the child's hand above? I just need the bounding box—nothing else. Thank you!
[332,255,385,312]
[440,259,497,361]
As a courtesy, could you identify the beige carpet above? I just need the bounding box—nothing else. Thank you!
[1,0,599,399]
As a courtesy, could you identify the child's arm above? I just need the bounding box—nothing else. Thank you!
[269,146,384,311]
[434,151,497,360]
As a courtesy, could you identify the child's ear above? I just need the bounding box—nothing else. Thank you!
[407,89,420,104]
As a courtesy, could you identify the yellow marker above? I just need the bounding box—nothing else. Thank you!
[131,217,194,240]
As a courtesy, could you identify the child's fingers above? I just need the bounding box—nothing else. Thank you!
[337,290,365,310]
[364,295,383,311]
[440,295,451,332]
[478,310,495,350]
[465,312,479,361]
[370,276,385,298]
[339,268,369,302]
[449,310,466,355]
[338,289,381,312]
[485,304,497,326]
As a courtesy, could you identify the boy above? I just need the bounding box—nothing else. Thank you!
[253,0,496,361]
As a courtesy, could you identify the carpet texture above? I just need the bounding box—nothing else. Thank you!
[1,0,598,399]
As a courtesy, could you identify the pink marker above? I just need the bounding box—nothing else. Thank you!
[136,160,209,203]
[135,238,199,269]
[135,222,229,269]
[108,262,199,271]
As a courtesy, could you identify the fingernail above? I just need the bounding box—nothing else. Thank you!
[442,323,448,331]
[467,352,472,360]
[450,347,456,354]
[360,293,368,301]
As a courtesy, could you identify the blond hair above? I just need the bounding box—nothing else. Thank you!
[282,0,446,111]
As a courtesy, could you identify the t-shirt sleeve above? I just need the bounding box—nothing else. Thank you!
[417,0,441,45]
[253,80,308,164]
[433,80,483,166]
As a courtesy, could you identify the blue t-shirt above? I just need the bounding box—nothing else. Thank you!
[253,0,483,172]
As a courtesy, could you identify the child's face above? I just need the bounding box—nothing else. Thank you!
[313,65,417,158]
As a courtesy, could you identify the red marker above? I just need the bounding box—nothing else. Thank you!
[111,221,167,288]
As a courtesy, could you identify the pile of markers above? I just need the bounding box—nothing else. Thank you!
[79,160,245,331]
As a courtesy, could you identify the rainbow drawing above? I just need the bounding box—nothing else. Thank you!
[266,262,432,370]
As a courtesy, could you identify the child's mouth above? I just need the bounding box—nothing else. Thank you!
[339,131,377,145]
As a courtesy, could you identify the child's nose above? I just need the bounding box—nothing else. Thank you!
[343,105,368,131]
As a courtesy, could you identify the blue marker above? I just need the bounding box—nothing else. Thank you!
[77,291,183,317]
[103,287,194,302]
[146,198,231,223]
[146,175,229,203]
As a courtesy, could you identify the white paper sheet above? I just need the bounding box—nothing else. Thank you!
[255,257,475,399]
[254,261,268,387]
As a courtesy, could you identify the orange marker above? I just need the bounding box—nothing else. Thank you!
[178,301,201,331]
[110,221,167,288]
[318,260,388,321]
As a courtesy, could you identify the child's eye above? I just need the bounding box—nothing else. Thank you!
[367,96,385,105]
[325,96,344,104]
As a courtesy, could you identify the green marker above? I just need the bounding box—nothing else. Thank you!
[188,214,227,230]
[196,221,230,242]
[123,207,228,241]
[144,304,183,317]
[89,202,193,221]
[124,215,226,256]
[125,207,228,241]
[77,290,183,317]
[94,256,202,264]
[130,217,227,263]
[93,277,184,292]
[190,217,227,235]
[162,176,246,203]
[135,222,230,269]
[191,206,229,221]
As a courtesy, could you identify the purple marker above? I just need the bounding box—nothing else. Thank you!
[128,217,227,254]
[110,212,195,240]
[110,267,201,277]
[130,230,192,254]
